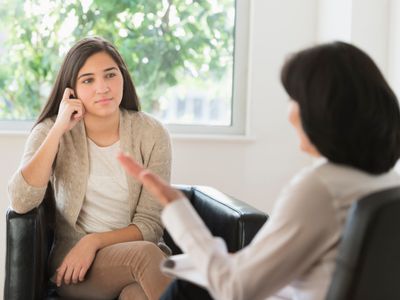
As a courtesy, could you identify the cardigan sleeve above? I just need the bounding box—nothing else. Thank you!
[130,121,172,243]
[8,120,54,214]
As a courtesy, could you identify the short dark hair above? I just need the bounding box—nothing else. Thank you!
[35,36,140,126]
[281,41,400,174]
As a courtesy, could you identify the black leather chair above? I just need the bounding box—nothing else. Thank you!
[326,186,400,300]
[4,185,268,300]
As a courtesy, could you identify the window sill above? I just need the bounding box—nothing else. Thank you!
[0,129,256,143]
[0,130,30,136]
[171,133,256,143]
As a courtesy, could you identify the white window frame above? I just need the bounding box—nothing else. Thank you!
[0,0,250,136]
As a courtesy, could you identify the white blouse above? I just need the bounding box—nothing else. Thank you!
[161,159,400,300]
[77,139,130,233]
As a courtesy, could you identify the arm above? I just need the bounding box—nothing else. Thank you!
[90,224,143,247]
[22,89,84,187]
[55,224,143,286]
[8,88,85,213]
[118,154,340,300]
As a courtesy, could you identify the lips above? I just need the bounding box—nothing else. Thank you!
[95,98,112,104]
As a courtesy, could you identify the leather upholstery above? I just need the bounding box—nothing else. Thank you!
[326,186,400,300]
[4,185,268,300]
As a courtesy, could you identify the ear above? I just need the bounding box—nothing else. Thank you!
[288,101,321,157]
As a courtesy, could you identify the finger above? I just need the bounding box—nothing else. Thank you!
[140,170,169,192]
[72,266,81,284]
[73,114,83,121]
[71,106,83,118]
[62,88,73,100]
[117,152,169,190]
[67,99,85,117]
[78,266,88,282]
[56,264,67,287]
[141,171,183,202]
[141,172,170,203]
[117,152,182,203]
[117,152,146,178]
[66,99,83,105]
[63,265,74,285]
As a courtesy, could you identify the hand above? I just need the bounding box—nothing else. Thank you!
[54,88,85,133]
[56,234,99,287]
[117,152,184,206]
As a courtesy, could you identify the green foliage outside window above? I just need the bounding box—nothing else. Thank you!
[0,0,235,123]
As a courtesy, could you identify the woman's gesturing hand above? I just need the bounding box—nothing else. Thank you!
[117,152,184,206]
[54,88,85,133]
[55,234,99,287]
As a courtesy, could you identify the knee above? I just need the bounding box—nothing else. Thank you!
[134,241,164,259]
[126,241,165,267]
[119,283,147,300]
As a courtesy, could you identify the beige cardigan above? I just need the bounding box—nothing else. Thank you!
[8,109,171,274]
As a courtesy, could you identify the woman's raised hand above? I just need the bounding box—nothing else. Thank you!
[117,152,184,206]
[54,88,85,133]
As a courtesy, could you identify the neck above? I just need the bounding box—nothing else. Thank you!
[84,111,120,147]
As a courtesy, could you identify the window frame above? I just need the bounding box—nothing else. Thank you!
[0,0,249,136]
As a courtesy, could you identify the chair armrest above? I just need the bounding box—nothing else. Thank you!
[165,185,268,254]
[5,204,50,300]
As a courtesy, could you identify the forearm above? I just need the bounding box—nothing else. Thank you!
[90,224,144,250]
[21,126,63,187]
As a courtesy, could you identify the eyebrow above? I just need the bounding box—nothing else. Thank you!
[77,67,118,80]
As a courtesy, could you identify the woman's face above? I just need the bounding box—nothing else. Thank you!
[288,100,321,157]
[75,51,123,118]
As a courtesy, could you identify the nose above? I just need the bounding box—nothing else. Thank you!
[96,79,110,94]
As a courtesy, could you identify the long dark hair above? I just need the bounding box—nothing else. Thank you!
[281,41,400,174]
[35,36,140,126]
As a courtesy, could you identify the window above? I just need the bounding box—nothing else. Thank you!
[0,0,248,134]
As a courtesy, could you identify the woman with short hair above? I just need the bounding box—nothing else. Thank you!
[118,41,400,300]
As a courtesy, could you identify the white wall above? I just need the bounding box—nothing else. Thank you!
[1,0,399,298]
[0,134,26,299]
[318,0,391,76]
[388,0,400,98]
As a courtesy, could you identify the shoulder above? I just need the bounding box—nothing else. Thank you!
[121,109,170,138]
[274,160,334,219]
[286,159,331,198]
[26,117,56,145]
[31,117,55,134]
[270,160,340,238]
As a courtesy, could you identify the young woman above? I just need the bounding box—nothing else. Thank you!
[8,37,172,300]
[118,41,400,300]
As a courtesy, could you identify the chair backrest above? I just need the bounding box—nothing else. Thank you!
[5,183,55,300]
[326,186,400,300]
[163,185,268,254]
[5,204,51,300]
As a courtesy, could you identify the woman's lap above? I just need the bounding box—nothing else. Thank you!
[57,241,171,300]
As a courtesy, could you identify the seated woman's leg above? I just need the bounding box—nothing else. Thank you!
[57,241,171,300]
[160,280,214,300]
[119,283,147,300]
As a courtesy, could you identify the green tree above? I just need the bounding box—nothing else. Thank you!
[0,0,234,120]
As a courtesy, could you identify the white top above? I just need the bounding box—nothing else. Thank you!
[77,139,130,233]
[161,159,400,300]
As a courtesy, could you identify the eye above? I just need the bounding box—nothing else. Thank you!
[106,72,117,79]
[82,78,93,84]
